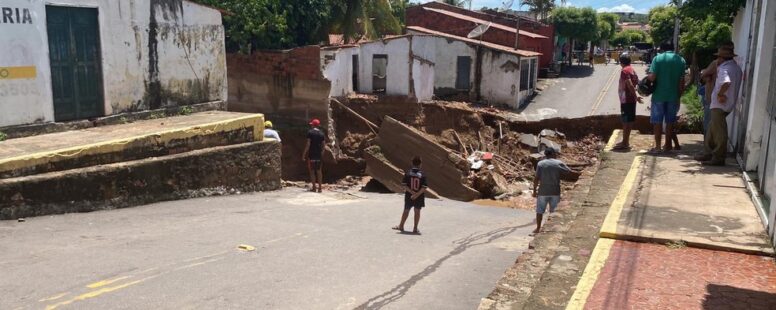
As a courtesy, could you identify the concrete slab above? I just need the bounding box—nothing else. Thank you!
[0,111,264,177]
[601,134,774,255]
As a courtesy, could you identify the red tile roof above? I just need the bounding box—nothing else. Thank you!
[422,7,547,39]
[407,26,541,57]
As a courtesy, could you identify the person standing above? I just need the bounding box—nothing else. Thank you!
[695,44,743,166]
[647,42,687,153]
[613,54,642,151]
[302,119,325,192]
[263,120,281,142]
[393,156,427,234]
[532,148,579,235]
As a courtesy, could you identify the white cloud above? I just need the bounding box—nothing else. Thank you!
[597,4,637,13]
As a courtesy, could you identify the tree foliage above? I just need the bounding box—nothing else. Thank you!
[681,0,745,23]
[647,5,677,46]
[552,7,599,43]
[329,0,402,43]
[521,0,555,21]
[610,29,648,47]
[596,13,618,42]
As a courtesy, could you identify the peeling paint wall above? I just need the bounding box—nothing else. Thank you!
[410,36,436,101]
[423,36,477,96]
[321,46,358,97]
[357,38,411,95]
[0,0,226,127]
[480,51,523,109]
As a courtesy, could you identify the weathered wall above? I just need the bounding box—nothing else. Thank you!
[322,46,358,97]
[427,36,476,96]
[0,141,281,220]
[0,0,227,127]
[410,36,436,101]
[357,38,411,95]
[480,51,523,109]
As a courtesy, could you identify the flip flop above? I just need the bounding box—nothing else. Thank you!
[647,148,663,155]
[392,226,404,232]
[612,144,631,151]
[413,229,421,235]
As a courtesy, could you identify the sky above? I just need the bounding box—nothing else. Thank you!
[422,0,672,14]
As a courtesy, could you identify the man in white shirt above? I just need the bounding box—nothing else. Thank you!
[695,44,742,166]
[263,120,281,142]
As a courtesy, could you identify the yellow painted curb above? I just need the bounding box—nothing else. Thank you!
[603,129,621,152]
[599,156,643,238]
[565,238,615,310]
[0,113,264,174]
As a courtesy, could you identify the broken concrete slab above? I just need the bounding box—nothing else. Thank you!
[540,129,565,139]
[376,116,480,201]
[364,146,439,199]
[519,134,539,149]
[538,137,562,153]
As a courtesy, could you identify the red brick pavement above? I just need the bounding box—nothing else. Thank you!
[584,240,776,310]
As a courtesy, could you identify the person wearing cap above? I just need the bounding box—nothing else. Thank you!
[695,43,742,166]
[303,118,326,192]
[263,120,281,142]
[532,147,578,235]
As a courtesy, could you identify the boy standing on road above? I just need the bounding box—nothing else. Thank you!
[303,119,325,193]
[614,54,642,151]
[393,156,427,234]
[532,148,578,235]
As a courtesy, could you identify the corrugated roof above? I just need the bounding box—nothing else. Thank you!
[422,7,547,39]
[407,26,541,57]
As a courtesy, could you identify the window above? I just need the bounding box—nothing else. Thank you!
[372,54,388,93]
[520,59,530,91]
[352,55,359,92]
[455,56,472,90]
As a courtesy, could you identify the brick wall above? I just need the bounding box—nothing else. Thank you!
[407,3,555,69]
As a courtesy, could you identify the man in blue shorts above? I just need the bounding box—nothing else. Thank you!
[393,156,427,234]
[532,148,578,234]
[647,42,686,153]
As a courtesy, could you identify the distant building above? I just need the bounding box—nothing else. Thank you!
[321,33,541,109]
[618,22,651,33]
[406,2,555,70]
[0,0,227,128]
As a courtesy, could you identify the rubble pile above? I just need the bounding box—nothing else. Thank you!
[324,99,604,202]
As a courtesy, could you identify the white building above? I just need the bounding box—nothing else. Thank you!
[321,32,541,109]
[0,0,227,128]
[729,0,776,243]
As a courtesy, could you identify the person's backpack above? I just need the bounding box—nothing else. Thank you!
[637,76,655,97]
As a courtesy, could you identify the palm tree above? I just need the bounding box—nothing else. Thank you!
[329,0,403,43]
[521,0,556,21]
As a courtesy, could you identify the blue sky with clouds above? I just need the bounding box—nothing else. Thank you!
[422,0,672,14]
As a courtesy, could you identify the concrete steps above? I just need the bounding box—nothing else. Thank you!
[0,111,282,220]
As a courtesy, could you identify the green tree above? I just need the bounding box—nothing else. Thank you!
[596,13,618,45]
[647,5,678,46]
[610,29,648,47]
[329,0,403,43]
[441,0,466,7]
[552,7,598,65]
[681,0,745,23]
[521,0,554,21]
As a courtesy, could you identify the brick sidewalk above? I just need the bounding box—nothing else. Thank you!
[585,240,776,310]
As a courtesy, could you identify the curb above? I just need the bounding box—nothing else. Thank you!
[564,238,614,310]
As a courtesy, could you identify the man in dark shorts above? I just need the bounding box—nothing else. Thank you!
[614,54,642,151]
[393,156,427,234]
[532,148,579,235]
[302,118,325,192]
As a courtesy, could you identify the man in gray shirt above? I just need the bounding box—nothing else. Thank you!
[532,147,579,234]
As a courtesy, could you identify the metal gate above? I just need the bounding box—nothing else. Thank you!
[46,6,103,122]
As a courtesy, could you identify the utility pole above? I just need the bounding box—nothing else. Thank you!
[672,0,682,49]
[514,14,520,50]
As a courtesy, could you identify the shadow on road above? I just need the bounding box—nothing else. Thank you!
[354,221,534,309]
[560,66,595,79]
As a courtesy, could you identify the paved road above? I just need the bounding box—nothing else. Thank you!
[0,189,534,310]
[519,63,652,120]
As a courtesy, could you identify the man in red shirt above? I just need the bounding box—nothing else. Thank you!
[613,54,643,151]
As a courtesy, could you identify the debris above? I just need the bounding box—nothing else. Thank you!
[540,129,565,139]
[539,137,562,153]
[376,117,479,201]
[471,169,510,198]
[363,146,440,199]
[237,244,256,252]
[17,218,25,223]
[519,134,539,149]
[331,98,379,134]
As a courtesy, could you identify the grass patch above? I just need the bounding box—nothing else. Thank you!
[179,106,194,116]
[666,239,687,249]
[148,112,167,120]
[681,84,704,133]
[0,131,6,142]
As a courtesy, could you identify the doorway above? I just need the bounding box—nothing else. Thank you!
[46,6,103,122]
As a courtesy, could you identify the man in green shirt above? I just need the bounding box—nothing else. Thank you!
[647,42,687,153]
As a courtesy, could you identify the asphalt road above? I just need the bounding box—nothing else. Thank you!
[519,62,652,120]
[0,188,535,310]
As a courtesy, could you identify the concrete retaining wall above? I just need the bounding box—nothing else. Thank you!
[0,141,281,220]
